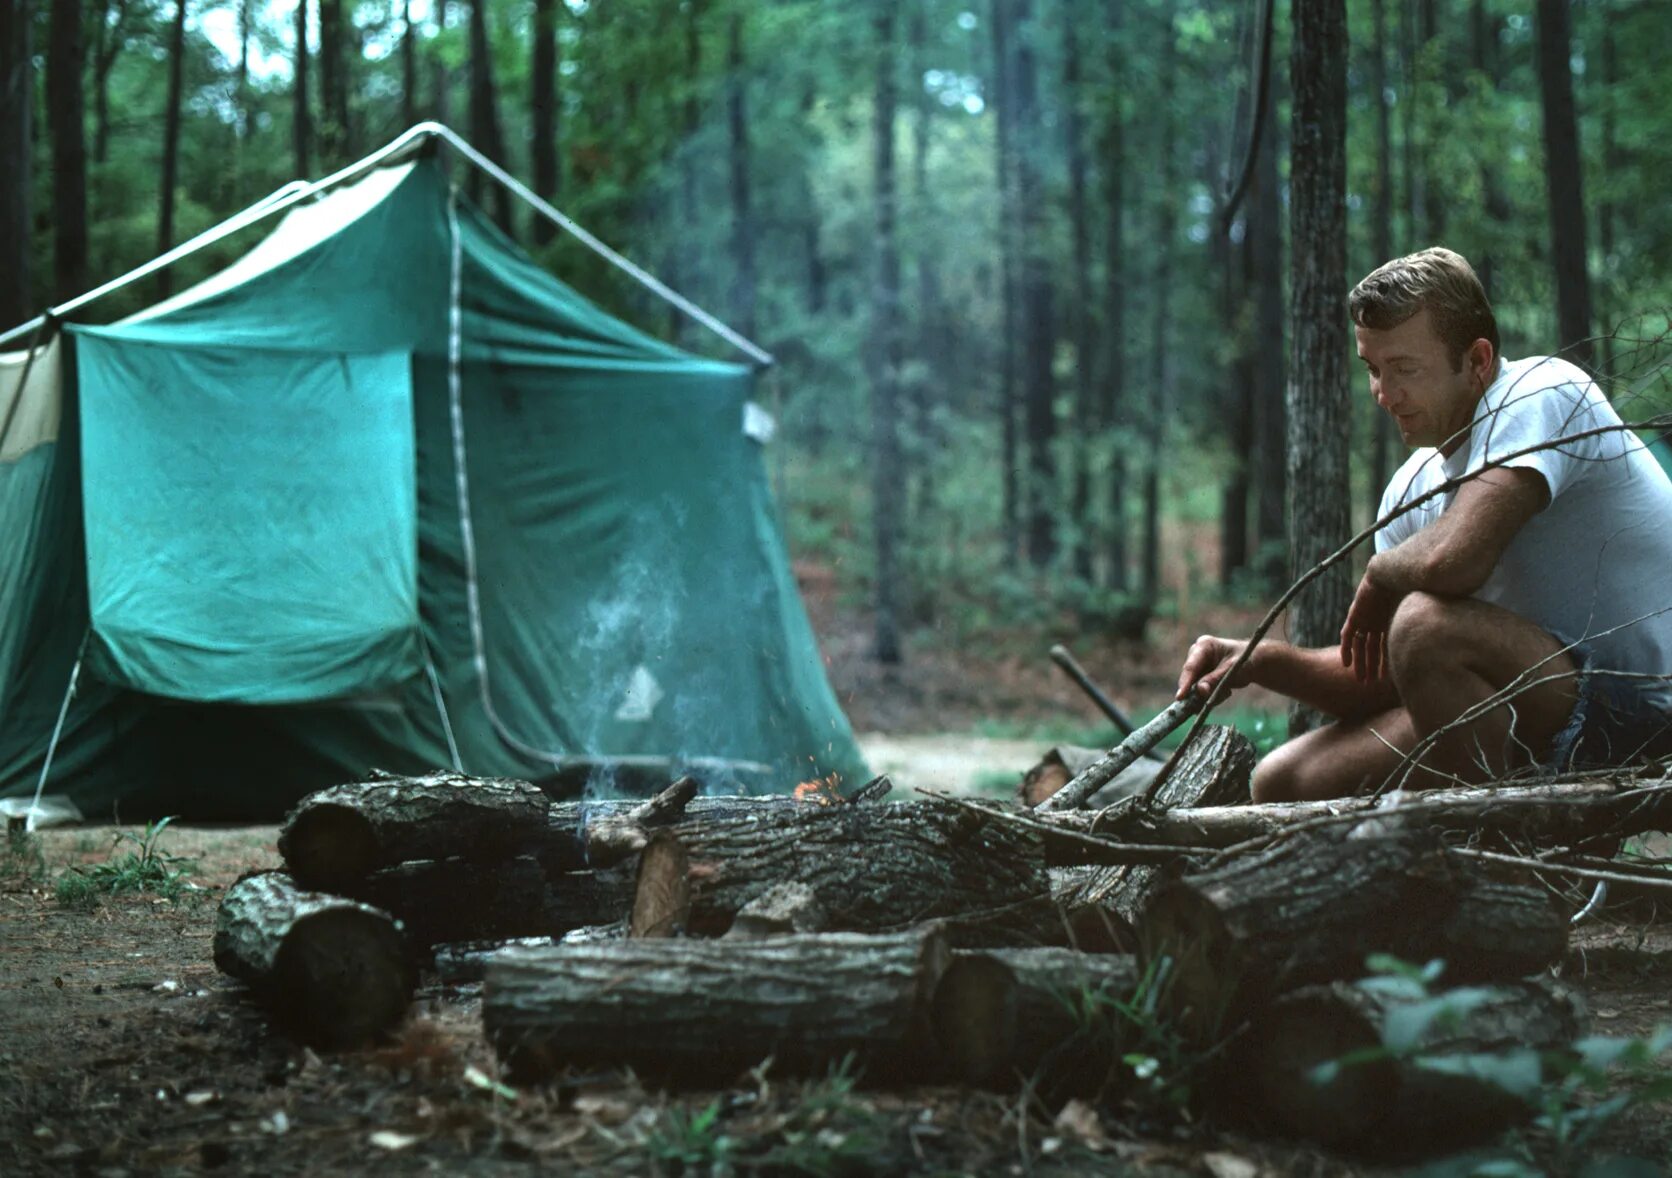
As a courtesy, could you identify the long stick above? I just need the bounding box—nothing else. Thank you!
[1036,695,1204,812]
[1047,645,1160,758]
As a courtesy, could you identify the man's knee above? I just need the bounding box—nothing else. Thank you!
[1252,740,1307,803]
[1387,591,1461,679]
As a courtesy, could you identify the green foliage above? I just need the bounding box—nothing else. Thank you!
[1,824,48,886]
[54,817,197,909]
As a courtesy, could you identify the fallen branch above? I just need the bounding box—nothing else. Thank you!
[1448,845,1672,892]
[1036,695,1205,813]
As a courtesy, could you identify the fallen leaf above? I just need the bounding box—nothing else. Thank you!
[462,1064,518,1101]
[153,980,181,994]
[184,1091,218,1107]
[369,1130,419,1151]
[1051,1099,1109,1152]
[572,1091,634,1123]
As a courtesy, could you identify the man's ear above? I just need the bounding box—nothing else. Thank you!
[1466,337,1495,390]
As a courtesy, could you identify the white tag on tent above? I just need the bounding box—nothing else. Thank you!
[614,664,665,723]
[742,401,776,444]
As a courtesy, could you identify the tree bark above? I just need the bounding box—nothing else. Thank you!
[277,774,551,893]
[318,0,344,162]
[1141,23,1176,605]
[90,0,130,164]
[0,0,31,329]
[530,0,560,245]
[1014,0,1055,568]
[909,0,941,525]
[400,0,416,129]
[991,0,1019,554]
[1535,0,1594,370]
[213,872,415,1048]
[293,0,311,176]
[484,929,962,1083]
[47,0,88,304]
[726,11,755,338]
[155,0,187,297]
[638,801,1049,937]
[1063,2,1095,581]
[1225,976,1585,1156]
[1099,0,1128,591]
[1250,85,1286,590]
[1285,0,1351,737]
[467,0,513,232]
[965,947,1139,1079]
[1368,0,1393,519]
[869,0,904,664]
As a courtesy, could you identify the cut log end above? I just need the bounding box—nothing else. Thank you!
[275,909,416,1047]
[277,804,376,892]
[930,954,1017,1085]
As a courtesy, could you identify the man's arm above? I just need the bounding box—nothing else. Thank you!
[1177,636,1400,722]
[1341,465,1549,680]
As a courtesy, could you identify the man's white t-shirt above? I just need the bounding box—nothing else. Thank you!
[1376,355,1672,706]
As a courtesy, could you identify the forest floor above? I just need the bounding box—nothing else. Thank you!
[1,568,1669,1175]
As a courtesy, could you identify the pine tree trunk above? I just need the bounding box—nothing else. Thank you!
[1368,0,1393,519]
[1063,3,1095,582]
[1014,0,1055,569]
[400,0,416,129]
[869,0,904,665]
[90,0,119,165]
[1286,0,1351,738]
[530,0,559,245]
[1535,0,1594,370]
[909,1,940,527]
[293,0,311,176]
[155,0,187,297]
[430,0,449,126]
[991,0,1019,555]
[678,0,702,346]
[468,0,513,232]
[1250,92,1285,591]
[1099,0,1127,592]
[1219,143,1251,586]
[0,0,31,329]
[1141,28,1176,607]
[47,0,87,304]
[1595,10,1615,375]
[319,0,343,162]
[803,80,827,314]
[726,12,755,338]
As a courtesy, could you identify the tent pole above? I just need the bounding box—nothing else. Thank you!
[0,124,446,349]
[26,632,88,833]
[426,124,775,369]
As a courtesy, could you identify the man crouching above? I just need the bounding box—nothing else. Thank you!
[1178,248,1672,801]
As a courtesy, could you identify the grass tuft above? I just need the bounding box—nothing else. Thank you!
[55,817,198,909]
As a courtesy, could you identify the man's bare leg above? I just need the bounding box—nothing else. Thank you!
[1253,594,1579,802]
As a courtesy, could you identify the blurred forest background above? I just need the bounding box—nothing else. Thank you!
[2,0,1669,719]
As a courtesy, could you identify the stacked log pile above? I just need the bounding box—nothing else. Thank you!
[211,745,1672,1159]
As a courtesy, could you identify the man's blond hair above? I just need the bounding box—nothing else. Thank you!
[1348,247,1500,371]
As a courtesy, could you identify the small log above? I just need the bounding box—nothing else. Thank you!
[1043,778,1672,857]
[969,948,1140,1078]
[1038,695,1204,812]
[278,773,549,892]
[484,928,964,1084]
[1413,873,1569,981]
[541,794,822,873]
[347,857,635,947]
[1226,976,1585,1156]
[432,937,558,985]
[628,833,690,938]
[1047,727,1256,942]
[213,871,415,1048]
[644,801,1050,937]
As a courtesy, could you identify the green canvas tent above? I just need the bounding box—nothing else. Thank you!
[0,132,866,823]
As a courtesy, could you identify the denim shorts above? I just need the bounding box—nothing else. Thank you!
[1544,644,1672,773]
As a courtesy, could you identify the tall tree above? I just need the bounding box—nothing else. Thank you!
[47,0,88,304]
[318,0,352,161]
[294,0,311,177]
[908,1,941,523]
[1062,0,1095,581]
[400,0,416,129]
[430,0,450,126]
[1014,0,1055,568]
[0,0,30,329]
[869,0,904,665]
[467,0,513,231]
[991,0,1019,554]
[530,0,560,243]
[1098,0,1127,591]
[90,0,132,164]
[1535,0,1594,370]
[1140,17,1175,606]
[1286,0,1351,737]
[677,0,703,345]
[156,0,187,297]
[726,10,756,339]
[1367,0,1392,518]
[238,0,253,140]
[1249,83,1286,590]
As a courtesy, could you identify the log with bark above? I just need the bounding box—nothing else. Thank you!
[1222,975,1585,1156]
[632,801,1050,938]
[213,871,415,1047]
[1042,778,1672,860]
[345,857,636,948]
[960,947,1140,1081]
[483,927,1013,1085]
[1136,822,1568,1039]
[278,772,550,891]
[1037,695,1204,812]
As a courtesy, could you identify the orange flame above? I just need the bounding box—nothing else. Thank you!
[792,773,844,805]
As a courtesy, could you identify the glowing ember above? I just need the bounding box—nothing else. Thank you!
[792,773,844,805]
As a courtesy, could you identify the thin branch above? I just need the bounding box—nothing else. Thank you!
[1448,845,1672,892]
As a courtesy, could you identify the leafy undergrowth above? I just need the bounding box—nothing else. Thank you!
[53,816,201,909]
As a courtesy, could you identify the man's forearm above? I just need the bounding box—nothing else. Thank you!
[1249,641,1401,721]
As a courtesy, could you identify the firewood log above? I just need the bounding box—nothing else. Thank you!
[212,871,415,1048]
[634,801,1050,937]
[346,857,635,947]
[1223,976,1585,1156]
[1137,823,1568,1040]
[483,928,1011,1084]
[963,948,1140,1078]
[278,773,549,891]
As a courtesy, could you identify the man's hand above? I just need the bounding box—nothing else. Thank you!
[1339,571,1401,683]
[1176,635,1254,702]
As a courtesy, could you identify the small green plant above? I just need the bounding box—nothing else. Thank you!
[2,823,48,885]
[55,817,197,909]
[643,1097,735,1172]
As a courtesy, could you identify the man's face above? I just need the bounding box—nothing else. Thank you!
[1354,307,1483,455]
